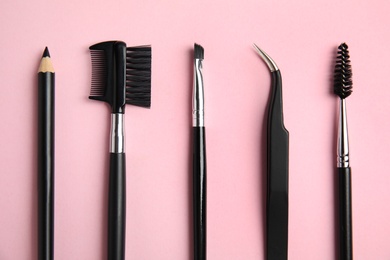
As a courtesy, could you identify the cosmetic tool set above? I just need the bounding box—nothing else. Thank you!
[35,41,354,260]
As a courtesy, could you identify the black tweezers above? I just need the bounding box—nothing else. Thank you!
[254,44,289,260]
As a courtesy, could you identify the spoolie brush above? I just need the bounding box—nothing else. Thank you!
[334,43,353,99]
[89,41,151,260]
[333,42,353,260]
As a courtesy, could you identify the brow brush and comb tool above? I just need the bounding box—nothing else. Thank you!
[193,43,207,260]
[253,44,289,260]
[89,41,151,260]
[333,43,353,260]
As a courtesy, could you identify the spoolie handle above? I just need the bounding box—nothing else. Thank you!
[338,167,353,260]
[108,153,126,260]
[193,126,207,260]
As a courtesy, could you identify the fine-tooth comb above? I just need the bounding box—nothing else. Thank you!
[89,40,151,260]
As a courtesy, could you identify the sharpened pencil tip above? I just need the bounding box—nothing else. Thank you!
[39,47,54,73]
[42,47,50,58]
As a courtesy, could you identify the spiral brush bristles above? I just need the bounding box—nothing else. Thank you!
[334,43,353,99]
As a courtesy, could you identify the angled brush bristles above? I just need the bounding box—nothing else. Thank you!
[334,43,353,99]
[126,46,152,108]
[194,43,204,60]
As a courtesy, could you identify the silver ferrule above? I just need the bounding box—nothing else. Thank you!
[193,58,205,127]
[337,99,350,168]
[110,113,125,153]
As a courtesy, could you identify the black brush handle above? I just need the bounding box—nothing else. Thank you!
[108,153,126,260]
[193,126,207,260]
[267,70,289,260]
[338,167,353,260]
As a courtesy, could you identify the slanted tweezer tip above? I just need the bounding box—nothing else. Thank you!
[253,43,279,72]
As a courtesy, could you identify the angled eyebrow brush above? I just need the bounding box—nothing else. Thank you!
[253,44,289,260]
[89,41,151,260]
[333,42,353,260]
[193,43,207,260]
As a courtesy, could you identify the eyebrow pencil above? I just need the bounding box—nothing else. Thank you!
[89,41,151,260]
[253,44,289,260]
[37,47,55,260]
[333,42,353,260]
[193,43,206,260]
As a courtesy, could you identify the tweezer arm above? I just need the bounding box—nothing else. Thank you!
[267,70,289,260]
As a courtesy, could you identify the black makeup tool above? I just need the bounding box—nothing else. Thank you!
[192,43,207,260]
[89,41,151,260]
[333,42,353,260]
[253,44,289,260]
[38,47,55,260]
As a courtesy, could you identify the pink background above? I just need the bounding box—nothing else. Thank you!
[1,0,390,259]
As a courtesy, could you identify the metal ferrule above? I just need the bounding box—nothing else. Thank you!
[193,59,205,127]
[110,113,125,153]
[337,99,350,168]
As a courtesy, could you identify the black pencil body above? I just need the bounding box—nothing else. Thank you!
[193,126,206,260]
[338,167,352,260]
[38,71,55,260]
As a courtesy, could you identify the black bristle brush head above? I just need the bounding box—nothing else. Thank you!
[89,41,152,112]
[194,43,204,60]
[333,43,353,99]
[126,46,152,108]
